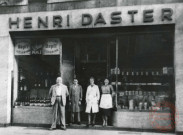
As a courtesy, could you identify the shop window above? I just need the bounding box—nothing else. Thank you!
[110,30,174,112]
[14,38,61,107]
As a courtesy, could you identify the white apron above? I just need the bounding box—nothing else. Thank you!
[99,94,113,109]
[85,85,100,113]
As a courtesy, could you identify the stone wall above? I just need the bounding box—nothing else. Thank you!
[0,0,183,14]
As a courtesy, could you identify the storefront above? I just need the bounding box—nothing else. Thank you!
[1,3,183,132]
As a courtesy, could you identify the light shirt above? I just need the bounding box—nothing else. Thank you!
[55,84,62,96]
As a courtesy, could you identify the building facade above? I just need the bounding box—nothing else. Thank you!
[0,0,183,134]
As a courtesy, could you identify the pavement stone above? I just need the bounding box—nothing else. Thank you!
[0,126,176,135]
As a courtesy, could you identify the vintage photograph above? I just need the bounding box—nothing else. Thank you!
[0,0,182,135]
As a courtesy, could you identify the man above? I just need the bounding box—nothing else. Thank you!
[49,77,69,130]
[85,77,100,127]
[69,78,83,125]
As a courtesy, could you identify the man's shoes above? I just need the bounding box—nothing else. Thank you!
[49,127,56,130]
[77,122,81,125]
[60,126,66,130]
[102,122,105,127]
[92,122,95,127]
[86,124,90,127]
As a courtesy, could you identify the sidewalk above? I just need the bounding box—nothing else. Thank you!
[0,126,175,135]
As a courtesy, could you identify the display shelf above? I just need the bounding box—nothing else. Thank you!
[111,82,164,86]
[116,109,171,113]
[14,106,52,109]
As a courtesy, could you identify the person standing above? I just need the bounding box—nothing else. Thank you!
[99,78,114,126]
[69,78,83,125]
[49,77,69,130]
[85,77,100,127]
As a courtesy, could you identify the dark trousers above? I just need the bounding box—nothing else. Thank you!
[51,97,65,128]
[71,112,81,123]
[88,113,96,125]
[87,108,96,125]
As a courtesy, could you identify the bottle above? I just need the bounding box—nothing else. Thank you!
[136,71,139,84]
[20,86,23,91]
[40,72,43,88]
[121,71,125,84]
[126,71,129,84]
[151,70,154,84]
[39,97,42,107]
[156,71,159,83]
[43,97,46,107]
[24,85,27,91]
[29,97,32,106]
[145,71,149,84]
[27,97,30,106]
[139,102,143,110]
[117,68,120,75]
[35,72,38,88]
[34,97,37,106]
[38,80,41,88]
[131,71,134,83]
[45,72,49,88]
[25,97,29,106]
[121,70,124,76]
[144,102,148,110]
[32,97,35,106]
[129,99,134,110]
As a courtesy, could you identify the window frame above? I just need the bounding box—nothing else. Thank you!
[47,0,87,4]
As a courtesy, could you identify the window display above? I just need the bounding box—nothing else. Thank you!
[109,30,174,112]
[110,68,173,111]
[14,38,61,107]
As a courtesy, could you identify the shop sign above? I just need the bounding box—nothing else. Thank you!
[8,6,174,30]
[15,39,31,55]
[42,38,60,55]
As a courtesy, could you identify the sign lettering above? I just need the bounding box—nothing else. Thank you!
[9,8,174,30]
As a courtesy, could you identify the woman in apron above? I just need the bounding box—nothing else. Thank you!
[99,78,114,126]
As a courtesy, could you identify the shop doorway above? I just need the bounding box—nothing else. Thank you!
[75,38,107,89]
[62,36,115,125]
[66,37,110,124]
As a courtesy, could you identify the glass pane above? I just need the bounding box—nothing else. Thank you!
[117,29,174,112]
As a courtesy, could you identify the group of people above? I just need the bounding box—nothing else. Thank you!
[49,77,115,130]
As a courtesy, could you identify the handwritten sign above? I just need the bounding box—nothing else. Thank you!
[15,38,61,55]
[42,38,60,55]
[15,39,31,55]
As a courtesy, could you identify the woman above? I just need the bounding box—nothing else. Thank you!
[99,78,114,126]
[85,77,100,127]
